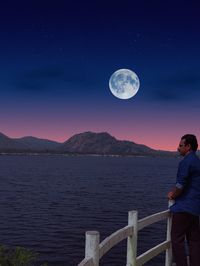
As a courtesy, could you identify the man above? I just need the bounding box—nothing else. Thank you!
[168,134,200,266]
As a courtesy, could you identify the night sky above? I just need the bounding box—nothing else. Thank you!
[1,1,200,151]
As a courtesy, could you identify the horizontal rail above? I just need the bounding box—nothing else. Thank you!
[138,210,170,231]
[78,257,94,266]
[136,240,170,265]
[99,225,133,258]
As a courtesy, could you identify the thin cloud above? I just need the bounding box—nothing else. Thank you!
[25,67,65,80]
[152,72,200,101]
[13,66,96,92]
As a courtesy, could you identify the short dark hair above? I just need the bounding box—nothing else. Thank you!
[181,134,198,151]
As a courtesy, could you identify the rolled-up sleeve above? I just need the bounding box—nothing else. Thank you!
[176,160,190,189]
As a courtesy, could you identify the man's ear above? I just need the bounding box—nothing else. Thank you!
[187,143,191,150]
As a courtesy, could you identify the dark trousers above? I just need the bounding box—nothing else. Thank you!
[171,212,200,266]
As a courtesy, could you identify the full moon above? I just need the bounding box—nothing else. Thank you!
[109,69,140,99]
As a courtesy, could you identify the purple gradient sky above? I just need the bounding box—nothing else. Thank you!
[1,1,200,151]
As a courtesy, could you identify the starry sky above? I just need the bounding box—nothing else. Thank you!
[1,0,200,151]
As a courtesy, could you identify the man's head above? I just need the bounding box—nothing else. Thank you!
[178,134,198,156]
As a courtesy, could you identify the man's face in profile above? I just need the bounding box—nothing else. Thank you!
[178,139,190,156]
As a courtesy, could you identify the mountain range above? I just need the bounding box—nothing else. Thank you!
[0,131,175,156]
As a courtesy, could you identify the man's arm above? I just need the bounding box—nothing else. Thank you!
[168,158,190,200]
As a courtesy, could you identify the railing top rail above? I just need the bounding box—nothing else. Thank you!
[138,209,170,231]
[99,225,133,258]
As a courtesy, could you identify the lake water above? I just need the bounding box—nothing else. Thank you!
[0,155,179,265]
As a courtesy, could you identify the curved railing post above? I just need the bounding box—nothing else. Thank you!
[126,210,138,266]
[165,200,174,266]
[85,231,100,266]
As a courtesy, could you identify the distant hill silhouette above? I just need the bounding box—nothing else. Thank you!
[59,131,158,155]
[0,132,60,153]
[15,136,61,151]
[0,131,175,156]
[0,132,28,151]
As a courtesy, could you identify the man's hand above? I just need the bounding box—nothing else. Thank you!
[167,191,174,200]
[167,187,183,200]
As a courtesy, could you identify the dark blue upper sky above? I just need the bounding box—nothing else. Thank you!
[0,0,200,150]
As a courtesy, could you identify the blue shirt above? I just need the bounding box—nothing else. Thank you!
[170,151,200,216]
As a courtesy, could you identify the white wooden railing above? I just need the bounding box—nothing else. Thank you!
[78,202,173,266]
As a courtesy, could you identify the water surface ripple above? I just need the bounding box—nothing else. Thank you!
[0,155,179,265]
